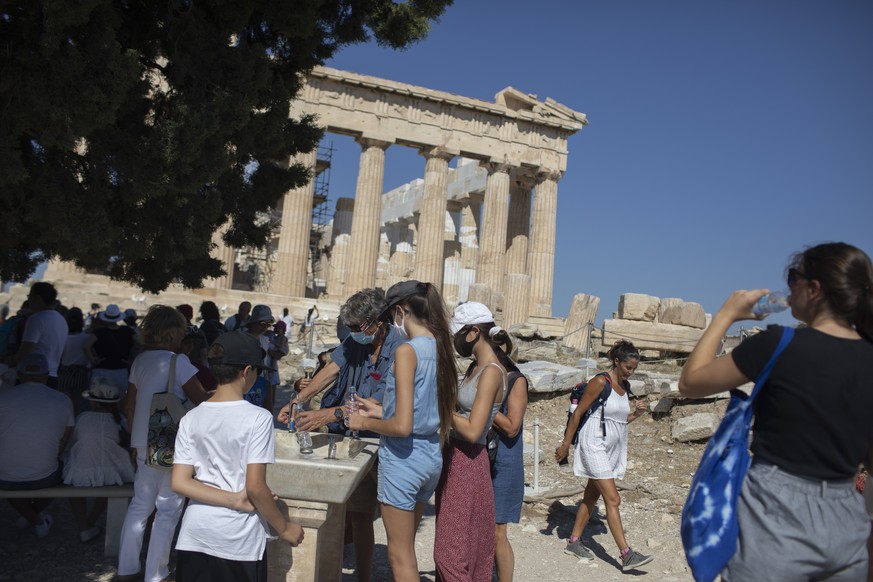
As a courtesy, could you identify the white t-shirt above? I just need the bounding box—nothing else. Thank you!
[281,315,294,339]
[62,332,92,367]
[21,309,68,376]
[128,350,198,449]
[0,382,74,481]
[174,400,275,561]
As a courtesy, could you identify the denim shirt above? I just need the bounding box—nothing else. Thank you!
[320,326,403,434]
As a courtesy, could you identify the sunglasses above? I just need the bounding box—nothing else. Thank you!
[348,320,375,333]
[787,268,811,287]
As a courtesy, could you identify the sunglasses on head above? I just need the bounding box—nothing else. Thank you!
[787,268,811,287]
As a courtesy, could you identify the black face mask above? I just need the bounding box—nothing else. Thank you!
[453,328,479,357]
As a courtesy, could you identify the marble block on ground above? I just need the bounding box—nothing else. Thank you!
[517,361,584,394]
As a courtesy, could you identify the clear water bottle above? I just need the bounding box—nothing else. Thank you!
[345,386,359,438]
[287,394,297,432]
[752,290,790,317]
[295,402,313,454]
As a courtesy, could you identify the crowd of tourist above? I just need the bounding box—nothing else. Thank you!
[0,288,303,581]
[1,240,871,582]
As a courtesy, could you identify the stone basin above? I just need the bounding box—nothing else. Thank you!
[268,431,379,504]
[266,430,379,581]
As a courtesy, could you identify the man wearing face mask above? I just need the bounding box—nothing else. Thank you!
[276,287,403,582]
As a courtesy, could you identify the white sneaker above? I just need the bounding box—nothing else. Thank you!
[34,513,53,538]
[15,515,30,529]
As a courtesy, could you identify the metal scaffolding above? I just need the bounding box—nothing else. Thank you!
[307,142,334,296]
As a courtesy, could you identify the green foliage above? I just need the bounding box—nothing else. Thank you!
[0,0,452,293]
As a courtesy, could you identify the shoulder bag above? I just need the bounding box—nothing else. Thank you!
[681,326,794,582]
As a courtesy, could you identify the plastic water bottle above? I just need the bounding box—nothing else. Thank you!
[295,402,313,454]
[752,291,790,317]
[345,386,359,438]
[568,395,579,415]
[287,395,297,432]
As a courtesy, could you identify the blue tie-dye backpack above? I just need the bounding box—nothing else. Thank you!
[681,326,794,582]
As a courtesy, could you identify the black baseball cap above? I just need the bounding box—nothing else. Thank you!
[379,280,428,318]
[209,331,268,369]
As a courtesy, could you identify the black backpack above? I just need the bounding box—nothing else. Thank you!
[565,371,633,445]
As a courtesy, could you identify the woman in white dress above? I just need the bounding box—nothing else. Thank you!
[63,376,135,542]
[554,340,652,572]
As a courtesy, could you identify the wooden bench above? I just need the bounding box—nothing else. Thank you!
[0,484,134,557]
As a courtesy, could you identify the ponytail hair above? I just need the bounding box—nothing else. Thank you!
[789,242,873,342]
[474,322,520,374]
[401,282,458,446]
[607,339,640,366]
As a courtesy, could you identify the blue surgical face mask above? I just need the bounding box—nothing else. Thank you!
[350,330,375,345]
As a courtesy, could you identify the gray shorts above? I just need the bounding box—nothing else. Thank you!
[724,460,870,582]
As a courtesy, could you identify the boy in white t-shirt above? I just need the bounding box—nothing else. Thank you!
[171,331,304,581]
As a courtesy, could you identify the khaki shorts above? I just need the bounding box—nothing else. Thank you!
[346,459,378,513]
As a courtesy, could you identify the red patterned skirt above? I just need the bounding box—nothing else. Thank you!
[433,437,495,582]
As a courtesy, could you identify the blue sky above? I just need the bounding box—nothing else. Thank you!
[321,1,873,329]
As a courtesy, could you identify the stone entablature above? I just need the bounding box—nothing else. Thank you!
[291,67,586,173]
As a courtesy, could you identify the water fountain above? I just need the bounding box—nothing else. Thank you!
[266,431,379,581]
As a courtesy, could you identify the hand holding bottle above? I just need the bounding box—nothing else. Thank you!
[752,290,790,317]
[714,289,770,323]
[353,397,382,419]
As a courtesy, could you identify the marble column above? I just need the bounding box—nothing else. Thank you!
[346,138,391,293]
[327,234,351,299]
[375,233,391,290]
[208,223,236,290]
[326,198,355,298]
[527,170,561,317]
[387,221,414,288]
[413,147,454,288]
[475,163,512,307]
[331,197,355,241]
[459,202,480,270]
[273,149,317,297]
[503,273,531,329]
[505,174,533,277]
[442,208,462,306]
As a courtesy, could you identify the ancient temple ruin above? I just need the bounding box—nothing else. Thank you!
[47,66,587,324]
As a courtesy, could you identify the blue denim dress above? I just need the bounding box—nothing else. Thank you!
[377,335,442,511]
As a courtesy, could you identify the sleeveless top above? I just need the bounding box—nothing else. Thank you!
[382,335,441,437]
[455,362,506,444]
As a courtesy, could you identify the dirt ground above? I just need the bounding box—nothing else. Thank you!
[0,361,718,581]
[360,387,716,582]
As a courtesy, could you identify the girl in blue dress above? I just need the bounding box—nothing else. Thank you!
[349,280,457,582]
